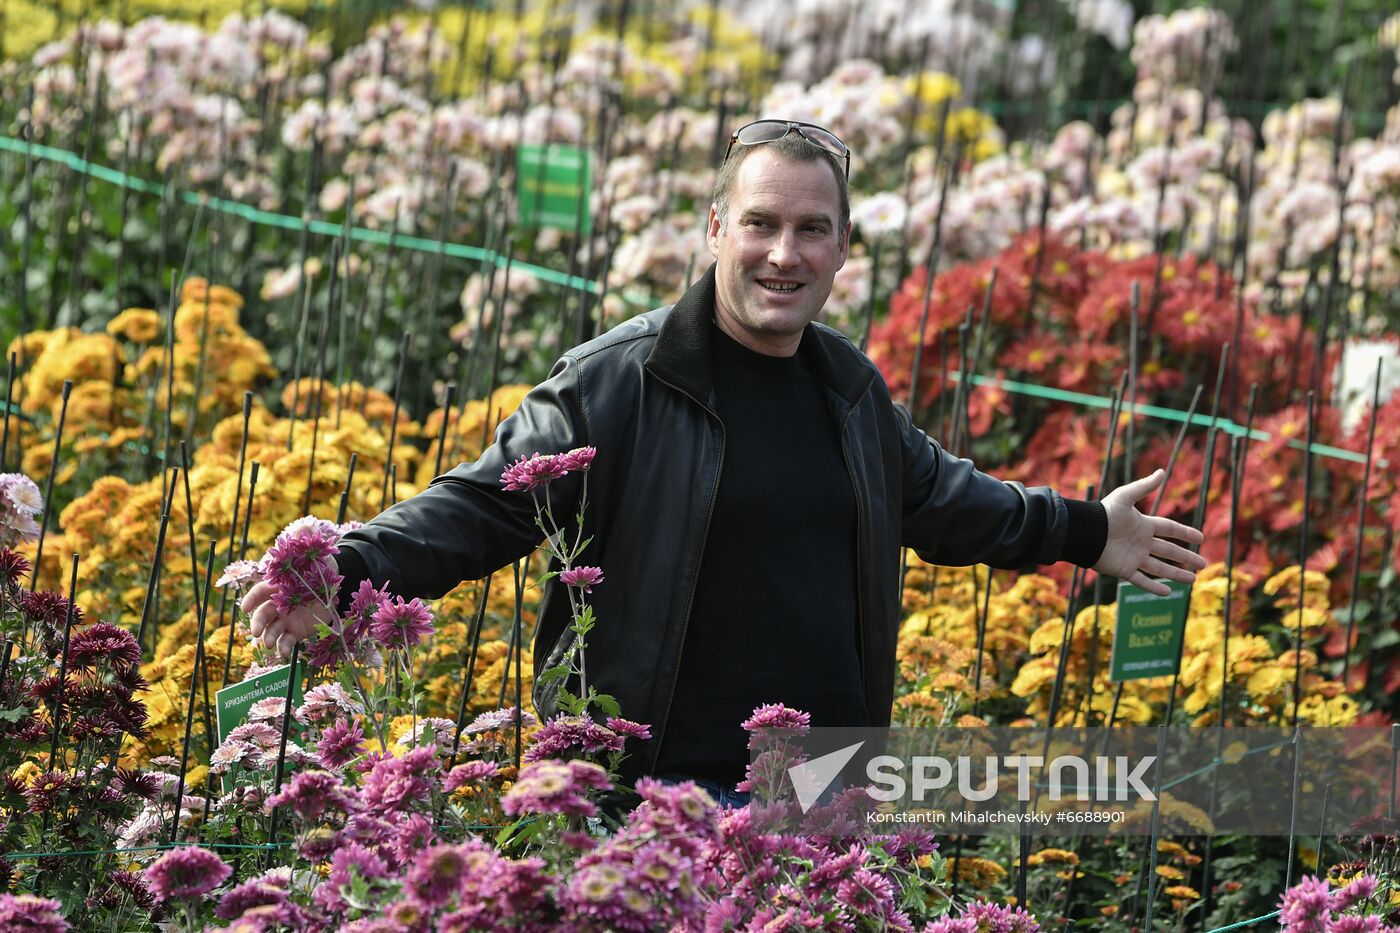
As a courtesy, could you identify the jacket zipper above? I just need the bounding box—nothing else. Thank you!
[645,370,724,776]
[838,405,868,694]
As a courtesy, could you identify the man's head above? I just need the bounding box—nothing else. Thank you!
[707,131,852,357]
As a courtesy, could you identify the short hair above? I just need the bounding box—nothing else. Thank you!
[712,132,850,237]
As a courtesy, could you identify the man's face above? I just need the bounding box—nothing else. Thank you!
[707,148,850,357]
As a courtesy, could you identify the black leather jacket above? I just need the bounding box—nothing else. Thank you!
[338,266,1106,780]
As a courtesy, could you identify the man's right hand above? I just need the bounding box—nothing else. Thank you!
[240,580,332,658]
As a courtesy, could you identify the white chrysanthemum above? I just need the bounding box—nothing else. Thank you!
[2,475,42,516]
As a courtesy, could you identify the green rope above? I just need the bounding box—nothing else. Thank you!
[0,133,603,296]
[949,371,1379,466]
[1205,910,1281,932]
[1158,737,1294,793]
[1,823,504,860]
[2,840,292,860]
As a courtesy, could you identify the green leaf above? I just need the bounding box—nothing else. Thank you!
[536,664,570,686]
[0,707,28,723]
[494,816,532,847]
[591,692,620,718]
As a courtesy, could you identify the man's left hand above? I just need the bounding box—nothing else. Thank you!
[1092,469,1207,596]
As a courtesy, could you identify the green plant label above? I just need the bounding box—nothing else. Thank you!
[516,144,592,234]
[215,662,304,746]
[1110,580,1189,682]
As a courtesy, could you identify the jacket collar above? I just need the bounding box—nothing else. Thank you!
[646,264,876,407]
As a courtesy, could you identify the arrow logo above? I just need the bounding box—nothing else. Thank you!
[787,741,865,813]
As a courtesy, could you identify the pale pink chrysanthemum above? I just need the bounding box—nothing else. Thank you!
[559,566,604,593]
[2,475,43,515]
[444,760,499,791]
[556,446,597,472]
[215,559,264,590]
[0,893,68,933]
[740,703,811,734]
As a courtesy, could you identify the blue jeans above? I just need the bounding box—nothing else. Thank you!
[656,773,751,808]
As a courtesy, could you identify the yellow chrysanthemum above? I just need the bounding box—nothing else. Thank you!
[107,308,163,343]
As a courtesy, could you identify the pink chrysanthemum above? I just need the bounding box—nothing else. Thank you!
[369,595,434,650]
[559,566,605,593]
[557,446,597,472]
[963,899,1042,932]
[265,770,355,822]
[502,759,611,818]
[405,844,470,908]
[1330,875,1378,912]
[215,559,264,590]
[465,707,537,734]
[262,517,343,614]
[0,893,68,933]
[360,746,439,815]
[327,842,388,892]
[296,683,363,725]
[524,715,627,762]
[215,872,298,922]
[741,703,812,734]
[1279,875,1332,933]
[144,845,232,903]
[605,717,652,741]
[445,760,499,791]
[346,578,391,627]
[500,452,569,491]
[317,719,367,770]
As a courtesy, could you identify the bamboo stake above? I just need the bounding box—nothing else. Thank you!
[360,199,402,405]
[221,462,261,689]
[303,242,337,516]
[432,384,458,480]
[906,155,956,414]
[1126,281,1140,484]
[264,641,303,867]
[170,541,216,844]
[135,471,179,656]
[1149,384,1205,516]
[1,353,14,472]
[29,380,72,594]
[1284,726,1304,890]
[214,393,254,630]
[17,87,35,384]
[512,558,526,771]
[1342,360,1383,688]
[336,454,357,526]
[1291,391,1316,730]
[857,241,881,354]
[44,554,81,771]
[448,574,495,770]
[380,333,412,508]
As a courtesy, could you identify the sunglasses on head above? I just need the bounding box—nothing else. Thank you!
[723,120,851,178]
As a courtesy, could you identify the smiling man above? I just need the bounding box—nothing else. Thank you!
[244,120,1205,808]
